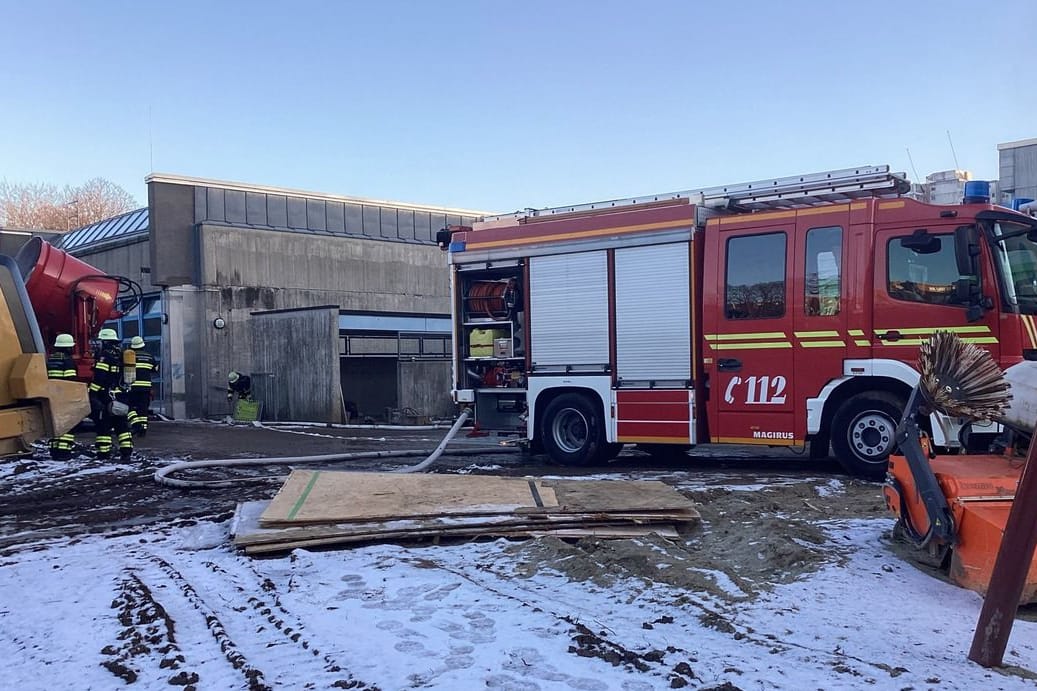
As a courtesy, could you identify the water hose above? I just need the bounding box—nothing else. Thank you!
[153,409,513,489]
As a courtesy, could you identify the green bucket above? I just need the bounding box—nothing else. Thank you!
[233,398,263,422]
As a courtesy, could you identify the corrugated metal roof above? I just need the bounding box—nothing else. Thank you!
[59,207,149,252]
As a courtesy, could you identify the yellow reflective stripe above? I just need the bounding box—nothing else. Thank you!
[137,363,154,370]
[88,383,102,391]
[712,342,793,350]
[47,370,63,376]
[1023,315,1037,347]
[848,329,865,336]
[130,382,153,387]
[705,332,787,341]
[63,369,77,377]
[800,340,846,348]
[95,363,112,371]
[963,337,999,344]
[854,339,871,346]
[794,330,840,338]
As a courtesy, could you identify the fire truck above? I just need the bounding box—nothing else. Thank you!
[437,165,1037,478]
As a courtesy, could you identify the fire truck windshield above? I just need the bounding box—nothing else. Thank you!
[990,220,1037,314]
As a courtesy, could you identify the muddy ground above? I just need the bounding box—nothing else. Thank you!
[1,419,888,596]
[7,419,1037,689]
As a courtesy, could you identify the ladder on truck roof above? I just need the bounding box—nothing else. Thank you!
[485,165,911,221]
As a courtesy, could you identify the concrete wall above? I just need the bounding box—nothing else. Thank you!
[184,224,452,418]
[149,182,197,287]
[73,239,159,294]
[144,178,480,419]
[251,307,341,422]
[1000,140,1037,203]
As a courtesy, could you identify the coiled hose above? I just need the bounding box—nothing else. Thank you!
[154,409,511,489]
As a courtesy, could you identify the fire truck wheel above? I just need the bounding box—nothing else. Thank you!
[540,393,606,466]
[831,392,904,480]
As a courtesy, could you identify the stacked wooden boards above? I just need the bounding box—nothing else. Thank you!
[231,470,700,555]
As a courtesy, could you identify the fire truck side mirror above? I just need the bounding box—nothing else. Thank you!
[954,224,981,277]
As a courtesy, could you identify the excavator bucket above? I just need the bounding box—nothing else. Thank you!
[885,451,1037,604]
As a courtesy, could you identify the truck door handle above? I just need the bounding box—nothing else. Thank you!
[877,330,902,342]
[718,358,742,371]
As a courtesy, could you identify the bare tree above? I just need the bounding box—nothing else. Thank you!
[0,178,138,231]
[71,178,138,227]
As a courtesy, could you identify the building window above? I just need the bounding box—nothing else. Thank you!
[805,226,842,316]
[887,234,971,305]
[103,292,163,404]
[725,232,787,319]
[340,332,451,359]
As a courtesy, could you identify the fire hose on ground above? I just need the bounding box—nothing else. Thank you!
[153,409,514,489]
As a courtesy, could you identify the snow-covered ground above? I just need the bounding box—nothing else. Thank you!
[1,515,1034,690]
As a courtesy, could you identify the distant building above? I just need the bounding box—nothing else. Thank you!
[924,169,972,205]
[999,138,1037,207]
[56,175,489,423]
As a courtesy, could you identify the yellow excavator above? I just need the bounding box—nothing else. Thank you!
[0,239,139,458]
[0,254,88,457]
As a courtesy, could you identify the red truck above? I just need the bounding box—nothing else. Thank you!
[438,165,1037,478]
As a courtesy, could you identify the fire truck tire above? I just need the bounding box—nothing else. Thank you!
[540,393,606,466]
[831,392,904,480]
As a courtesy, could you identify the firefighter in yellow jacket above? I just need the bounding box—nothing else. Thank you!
[46,333,78,460]
[89,329,133,461]
[126,336,156,437]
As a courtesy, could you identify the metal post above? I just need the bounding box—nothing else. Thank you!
[968,433,1037,666]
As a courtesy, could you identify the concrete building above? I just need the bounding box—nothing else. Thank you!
[58,176,487,422]
[999,138,1037,206]
[923,169,972,205]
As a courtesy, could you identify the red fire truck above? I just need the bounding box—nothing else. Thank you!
[438,165,1037,478]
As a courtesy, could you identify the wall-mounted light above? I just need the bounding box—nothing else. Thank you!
[213,317,226,329]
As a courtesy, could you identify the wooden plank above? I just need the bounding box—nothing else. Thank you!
[259,471,559,526]
[235,506,698,547]
[243,523,683,555]
[238,510,701,543]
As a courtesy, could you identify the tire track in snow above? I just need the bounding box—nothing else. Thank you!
[100,570,199,687]
[202,559,374,689]
[137,552,273,691]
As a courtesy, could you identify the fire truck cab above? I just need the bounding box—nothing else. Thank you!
[441,166,1037,479]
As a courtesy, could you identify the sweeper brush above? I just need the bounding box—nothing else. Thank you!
[917,330,1012,421]
[884,331,1037,603]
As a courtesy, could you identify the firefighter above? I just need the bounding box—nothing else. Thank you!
[46,333,78,461]
[89,328,133,461]
[126,336,156,437]
[227,371,253,403]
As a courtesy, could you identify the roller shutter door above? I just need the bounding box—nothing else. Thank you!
[615,243,690,383]
[529,251,609,367]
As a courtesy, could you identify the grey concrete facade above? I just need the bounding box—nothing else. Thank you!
[999,138,1037,204]
[141,175,483,421]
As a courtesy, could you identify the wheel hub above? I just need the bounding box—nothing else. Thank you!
[552,408,589,454]
[849,411,894,460]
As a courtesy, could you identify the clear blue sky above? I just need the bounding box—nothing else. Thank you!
[1,0,1034,213]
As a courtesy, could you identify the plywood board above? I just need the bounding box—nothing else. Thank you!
[259,471,559,526]
[543,479,697,513]
[243,523,682,555]
[234,500,698,548]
